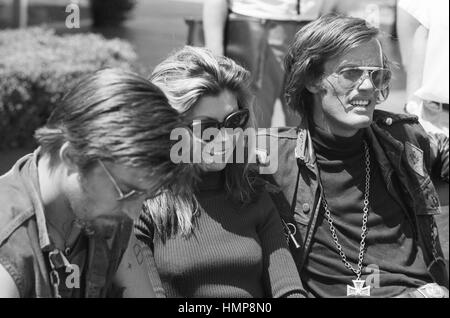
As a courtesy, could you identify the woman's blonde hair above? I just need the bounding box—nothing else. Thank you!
[145,46,259,240]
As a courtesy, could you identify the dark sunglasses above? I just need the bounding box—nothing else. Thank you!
[335,67,392,91]
[190,109,250,137]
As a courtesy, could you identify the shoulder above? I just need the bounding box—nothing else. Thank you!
[0,176,35,247]
[397,0,429,26]
[372,110,426,137]
[373,109,420,126]
[247,174,283,213]
[0,220,38,298]
[255,127,298,157]
[0,172,40,298]
[372,109,431,150]
[257,126,298,140]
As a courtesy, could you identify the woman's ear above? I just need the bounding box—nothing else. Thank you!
[59,142,80,174]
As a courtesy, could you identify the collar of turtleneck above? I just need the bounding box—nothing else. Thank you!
[311,126,365,159]
[196,170,225,192]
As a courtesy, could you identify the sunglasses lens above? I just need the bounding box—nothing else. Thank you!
[341,69,364,82]
[338,69,365,89]
[338,68,391,90]
[371,69,391,90]
[224,110,249,129]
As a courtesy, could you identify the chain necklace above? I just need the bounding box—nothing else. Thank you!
[320,140,371,296]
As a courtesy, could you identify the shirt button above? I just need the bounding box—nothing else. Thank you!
[302,203,310,214]
[386,117,393,126]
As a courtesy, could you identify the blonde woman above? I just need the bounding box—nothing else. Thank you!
[135,46,306,298]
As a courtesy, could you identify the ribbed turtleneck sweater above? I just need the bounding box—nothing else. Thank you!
[149,171,305,298]
[302,127,431,297]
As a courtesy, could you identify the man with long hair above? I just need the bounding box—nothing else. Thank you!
[0,68,194,297]
[259,14,449,298]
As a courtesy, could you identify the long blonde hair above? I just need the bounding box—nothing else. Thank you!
[146,46,259,240]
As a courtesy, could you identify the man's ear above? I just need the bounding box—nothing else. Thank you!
[59,142,79,174]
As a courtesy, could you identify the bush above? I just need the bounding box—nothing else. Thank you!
[0,27,139,150]
[90,0,136,27]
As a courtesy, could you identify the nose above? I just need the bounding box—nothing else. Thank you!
[356,72,375,91]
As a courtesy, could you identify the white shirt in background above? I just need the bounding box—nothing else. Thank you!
[398,0,449,104]
[229,0,324,21]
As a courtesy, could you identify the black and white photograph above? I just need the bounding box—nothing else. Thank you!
[0,0,448,302]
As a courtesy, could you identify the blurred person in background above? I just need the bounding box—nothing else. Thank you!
[203,0,332,128]
[397,0,449,137]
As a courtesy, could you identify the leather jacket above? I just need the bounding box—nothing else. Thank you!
[257,110,449,287]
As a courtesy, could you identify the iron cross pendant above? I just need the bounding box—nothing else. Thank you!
[347,279,371,297]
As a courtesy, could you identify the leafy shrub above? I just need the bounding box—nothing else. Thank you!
[90,0,136,27]
[0,27,139,150]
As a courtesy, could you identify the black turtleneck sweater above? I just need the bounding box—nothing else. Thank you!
[150,171,305,298]
[302,127,431,297]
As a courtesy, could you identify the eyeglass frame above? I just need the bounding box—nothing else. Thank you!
[189,108,250,131]
[97,159,147,202]
[328,66,392,92]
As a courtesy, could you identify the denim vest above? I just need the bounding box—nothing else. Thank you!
[0,150,133,297]
[258,110,449,287]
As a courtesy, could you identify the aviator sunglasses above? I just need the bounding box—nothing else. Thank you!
[333,66,392,91]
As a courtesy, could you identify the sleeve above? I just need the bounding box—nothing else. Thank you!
[404,117,449,183]
[134,204,155,250]
[0,227,36,298]
[133,207,166,298]
[256,191,307,298]
[428,132,449,183]
[398,0,430,28]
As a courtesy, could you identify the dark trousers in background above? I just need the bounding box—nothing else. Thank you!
[186,15,309,128]
[242,17,306,127]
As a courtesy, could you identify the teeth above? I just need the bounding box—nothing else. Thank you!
[351,100,370,106]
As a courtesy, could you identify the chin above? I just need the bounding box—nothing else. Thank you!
[351,111,374,128]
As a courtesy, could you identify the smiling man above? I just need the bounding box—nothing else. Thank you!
[258,14,449,297]
[0,68,193,298]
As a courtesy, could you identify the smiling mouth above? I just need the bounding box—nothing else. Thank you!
[210,148,232,156]
[211,150,225,156]
[350,99,371,107]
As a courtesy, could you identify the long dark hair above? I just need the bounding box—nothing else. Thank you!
[35,68,195,195]
[284,14,391,123]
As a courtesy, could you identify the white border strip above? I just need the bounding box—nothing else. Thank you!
[168,0,204,3]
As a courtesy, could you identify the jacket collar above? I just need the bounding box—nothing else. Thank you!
[15,148,52,251]
[295,119,316,171]
[366,122,405,172]
[295,117,405,174]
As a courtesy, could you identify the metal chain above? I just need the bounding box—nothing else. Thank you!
[321,141,370,280]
